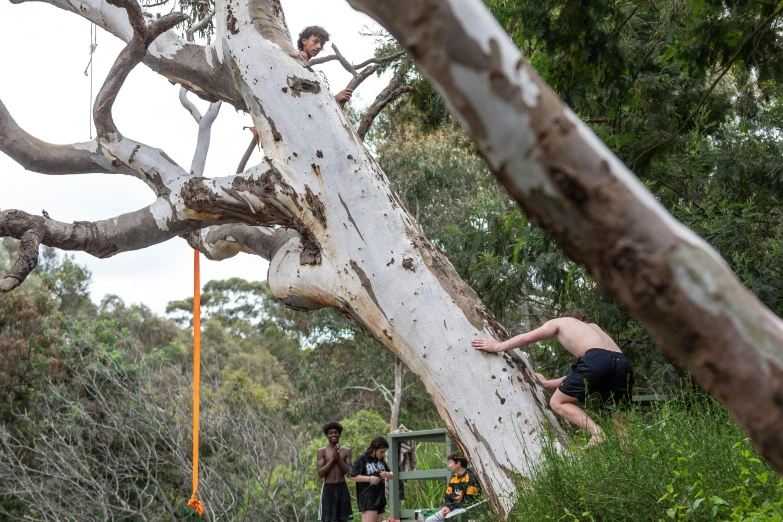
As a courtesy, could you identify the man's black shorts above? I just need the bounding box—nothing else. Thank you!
[559,348,634,406]
[319,482,352,522]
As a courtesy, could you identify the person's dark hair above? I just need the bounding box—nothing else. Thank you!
[448,451,468,468]
[562,310,589,323]
[298,26,330,50]
[362,436,389,457]
[322,420,343,436]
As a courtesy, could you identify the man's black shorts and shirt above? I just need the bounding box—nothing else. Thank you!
[348,453,390,513]
[319,481,352,522]
[560,348,634,406]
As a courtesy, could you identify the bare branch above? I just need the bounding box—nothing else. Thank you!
[236,136,259,174]
[330,44,358,76]
[352,50,405,70]
[186,9,216,40]
[180,88,222,176]
[184,225,299,261]
[190,100,222,176]
[0,98,109,175]
[308,43,405,108]
[179,86,202,121]
[306,54,339,66]
[343,64,379,97]
[94,0,187,137]
[0,229,40,292]
[0,200,203,264]
[309,49,405,69]
[1,97,186,196]
[357,72,412,140]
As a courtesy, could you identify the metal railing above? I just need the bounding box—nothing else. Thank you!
[387,428,460,521]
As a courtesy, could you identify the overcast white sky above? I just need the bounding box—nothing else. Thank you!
[0,0,388,314]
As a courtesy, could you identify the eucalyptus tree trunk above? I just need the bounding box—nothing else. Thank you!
[0,0,564,516]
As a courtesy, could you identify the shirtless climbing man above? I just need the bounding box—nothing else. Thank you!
[472,310,634,448]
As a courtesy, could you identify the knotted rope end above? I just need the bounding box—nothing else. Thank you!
[188,493,205,515]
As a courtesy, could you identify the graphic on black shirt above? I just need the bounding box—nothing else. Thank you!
[348,454,390,512]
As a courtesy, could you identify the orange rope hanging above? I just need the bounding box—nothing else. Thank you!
[188,249,205,516]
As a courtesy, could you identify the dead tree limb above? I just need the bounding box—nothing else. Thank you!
[358,72,413,140]
[0,229,41,292]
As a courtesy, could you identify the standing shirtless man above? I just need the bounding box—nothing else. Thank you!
[472,310,634,447]
[317,421,353,522]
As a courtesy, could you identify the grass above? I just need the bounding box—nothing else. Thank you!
[508,395,783,521]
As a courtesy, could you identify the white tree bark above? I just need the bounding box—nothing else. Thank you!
[346,0,783,477]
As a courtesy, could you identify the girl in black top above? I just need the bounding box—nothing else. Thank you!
[347,436,395,522]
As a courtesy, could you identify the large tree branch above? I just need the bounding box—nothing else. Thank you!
[348,0,783,474]
[357,72,412,140]
[1,98,186,196]
[0,199,206,291]
[94,0,187,137]
[184,224,298,261]
[10,0,246,109]
[0,98,109,175]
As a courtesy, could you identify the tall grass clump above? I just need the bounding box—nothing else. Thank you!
[508,395,782,521]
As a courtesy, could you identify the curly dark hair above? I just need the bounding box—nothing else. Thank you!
[448,451,468,468]
[297,26,330,50]
[562,310,589,323]
[362,436,389,457]
[322,420,343,436]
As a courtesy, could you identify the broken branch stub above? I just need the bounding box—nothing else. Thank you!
[0,229,41,292]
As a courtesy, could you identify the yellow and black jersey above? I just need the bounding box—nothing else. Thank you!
[444,468,481,510]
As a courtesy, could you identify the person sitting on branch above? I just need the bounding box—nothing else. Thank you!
[472,310,634,448]
[297,25,352,103]
[246,25,353,147]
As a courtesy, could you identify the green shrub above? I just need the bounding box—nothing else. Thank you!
[508,396,782,521]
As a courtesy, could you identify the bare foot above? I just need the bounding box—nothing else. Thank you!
[579,433,606,450]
